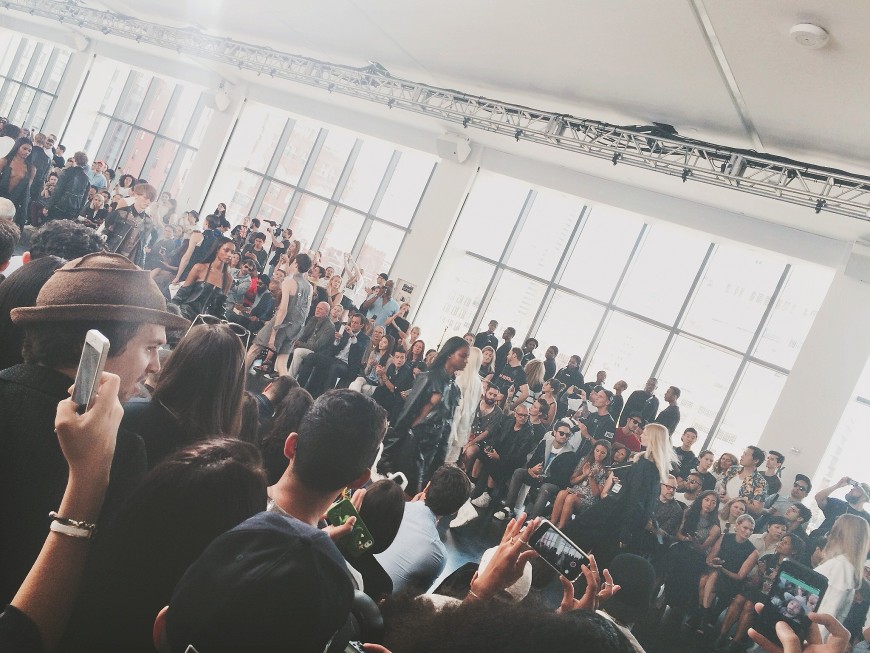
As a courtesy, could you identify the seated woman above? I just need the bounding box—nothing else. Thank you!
[551,439,612,529]
[719,496,750,535]
[609,442,631,480]
[479,345,496,384]
[696,514,759,633]
[663,491,720,613]
[677,490,722,553]
[538,378,563,427]
[172,236,235,320]
[121,323,246,468]
[715,532,804,651]
[349,334,395,395]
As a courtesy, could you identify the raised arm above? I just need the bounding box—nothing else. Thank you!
[815,477,850,510]
[9,373,123,651]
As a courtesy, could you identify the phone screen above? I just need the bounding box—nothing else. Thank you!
[325,498,375,558]
[72,330,110,414]
[757,561,827,645]
[528,520,589,582]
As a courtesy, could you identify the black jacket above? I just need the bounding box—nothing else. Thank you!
[0,364,147,605]
[27,147,51,200]
[46,166,90,219]
[330,329,370,378]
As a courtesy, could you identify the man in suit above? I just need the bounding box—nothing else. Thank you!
[297,312,369,397]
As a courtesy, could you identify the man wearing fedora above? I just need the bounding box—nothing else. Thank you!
[0,252,189,605]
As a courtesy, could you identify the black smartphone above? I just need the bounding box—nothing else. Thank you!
[754,559,827,646]
[71,329,110,414]
[528,519,590,582]
[326,498,375,558]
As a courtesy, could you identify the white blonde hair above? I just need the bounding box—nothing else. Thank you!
[637,423,678,483]
[455,347,483,396]
[824,514,870,586]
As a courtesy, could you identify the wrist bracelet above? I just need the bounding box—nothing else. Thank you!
[467,589,483,601]
[49,511,96,539]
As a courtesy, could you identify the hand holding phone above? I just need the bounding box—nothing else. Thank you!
[325,497,375,557]
[72,329,110,414]
[752,560,828,648]
[468,512,540,600]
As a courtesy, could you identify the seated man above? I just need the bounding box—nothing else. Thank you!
[371,347,414,422]
[374,465,470,594]
[783,502,813,540]
[297,312,369,396]
[613,413,643,452]
[469,407,537,509]
[224,260,257,307]
[492,422,577,521]
[286,301,335,379]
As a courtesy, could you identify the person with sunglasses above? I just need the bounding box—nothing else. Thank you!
[613,412,643,452]
[492,422,578,522]
[764,474,813,520]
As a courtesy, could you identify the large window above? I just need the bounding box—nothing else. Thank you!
[417,170,834,451]
[206,102,436,292]
[0,33,70,129]
[74,60,213,196]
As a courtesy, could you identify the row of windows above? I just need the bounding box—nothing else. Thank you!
[415,171,834,453]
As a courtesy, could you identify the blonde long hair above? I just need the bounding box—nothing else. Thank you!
[824,513,870,586]
[637,423,678,483]
[524,359,544,392]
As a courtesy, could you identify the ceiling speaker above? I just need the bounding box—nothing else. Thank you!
[436,133,471,163]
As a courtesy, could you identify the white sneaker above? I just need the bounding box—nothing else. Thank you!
[449,500,478,528]
[471,492,491,508]
[492,506,512,521]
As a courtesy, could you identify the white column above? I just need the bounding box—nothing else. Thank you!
[758,264,870,477]
[390,149,480,314]
[175,88,246,214]
[44,49,93,136]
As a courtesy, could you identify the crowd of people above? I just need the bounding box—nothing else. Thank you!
[0,121,868,653]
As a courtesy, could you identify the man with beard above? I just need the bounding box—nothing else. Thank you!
[809,477,870,543]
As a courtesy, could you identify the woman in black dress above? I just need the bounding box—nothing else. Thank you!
[697,513,758,631]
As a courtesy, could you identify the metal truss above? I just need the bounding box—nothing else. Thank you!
[6,0,870,220]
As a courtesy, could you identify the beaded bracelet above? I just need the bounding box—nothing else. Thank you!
[48,511,96,539]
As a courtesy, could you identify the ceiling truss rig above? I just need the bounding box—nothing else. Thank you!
[6,0,870,221]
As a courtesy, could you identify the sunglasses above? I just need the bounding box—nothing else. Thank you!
[187,314,252,353]
[793,483,809,492]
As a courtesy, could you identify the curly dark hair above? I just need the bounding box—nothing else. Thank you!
[29,220,104,261]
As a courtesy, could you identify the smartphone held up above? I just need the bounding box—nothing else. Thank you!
[71,329,110,414]
[528,519,590,582]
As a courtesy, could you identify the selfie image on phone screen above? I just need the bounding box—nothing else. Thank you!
[759,563,826,644]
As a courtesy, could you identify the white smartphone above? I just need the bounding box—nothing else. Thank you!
[71,329,110,414]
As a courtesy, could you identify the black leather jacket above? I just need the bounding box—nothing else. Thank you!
[46,166,90,219]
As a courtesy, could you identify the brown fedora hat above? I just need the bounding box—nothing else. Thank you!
[11,252,190,330]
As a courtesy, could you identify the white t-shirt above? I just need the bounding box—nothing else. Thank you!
[815,554,857,639]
